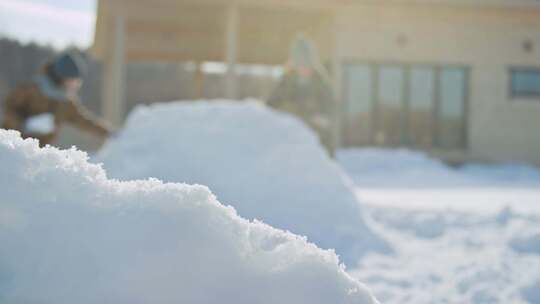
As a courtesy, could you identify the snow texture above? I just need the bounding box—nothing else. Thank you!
[353,205,540,304]
[522,279,540,303]
[510,232,540,255]
[0,129,378,304]
[98,101,390,265]
[338,148,540,304]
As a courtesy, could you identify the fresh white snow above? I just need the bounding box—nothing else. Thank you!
[0,129,379,304]
[3,99,540,304]
[337,148,540,189]
[98,101,390,265]
[338,148,540,304]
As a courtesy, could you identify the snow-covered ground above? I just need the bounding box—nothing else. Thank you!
[338,148,540,303]
[98,100,539,303]
[3,100,540,303]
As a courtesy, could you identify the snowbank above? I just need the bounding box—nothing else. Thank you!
[0,130,378,304]
[337,148,540,188]
[99,101,390,265]
[337,148,472,188]
[462,163,540,185]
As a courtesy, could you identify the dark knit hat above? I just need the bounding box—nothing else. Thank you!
[48,52,86,81]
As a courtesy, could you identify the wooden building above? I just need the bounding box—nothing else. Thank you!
[92,0,540,165]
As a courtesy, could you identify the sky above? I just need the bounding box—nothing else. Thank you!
[0,0,96,49]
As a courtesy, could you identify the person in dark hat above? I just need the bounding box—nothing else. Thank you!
[1,52,112,146]
[267,34,337,156]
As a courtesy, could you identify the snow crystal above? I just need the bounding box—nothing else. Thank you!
[0,129,378,304]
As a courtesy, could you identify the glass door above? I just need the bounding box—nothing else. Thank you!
[342,63,468,150]
[343,64,373,146]
[408,67,435,148]
[437,67,468,149]
[374,65,404,146]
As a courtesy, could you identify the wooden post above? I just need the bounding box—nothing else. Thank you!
[192,62,205,99]
[331,15,342,155]
[102,14,126,127]
[224,4,239,99]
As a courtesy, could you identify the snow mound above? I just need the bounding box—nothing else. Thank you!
[99,101,390,265]
[338,148,449,174]
[338,148,540,188]
[0,130,378,304]
[337,148,471,188]
[461,163,540,185]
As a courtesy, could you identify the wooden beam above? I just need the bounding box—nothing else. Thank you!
[330,14,342,152]
[224,4,239,99]
[102,14,126,127]
[192,62,205,99]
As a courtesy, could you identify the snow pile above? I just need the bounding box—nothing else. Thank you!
[462,163,540,185]
[337,148,472,188]
[98,101,390,265]
[0,130,378,304]
[337,148,540,188]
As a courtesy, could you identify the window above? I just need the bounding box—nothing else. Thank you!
[343,63,468,150]
[408,67,435,147]
[438,68,467,149]
[510,68,540,98]
[343,65,373,145]
[345,65,372,116]
[377,66,405,146]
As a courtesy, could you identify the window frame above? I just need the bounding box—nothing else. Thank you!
[341,60,470,150]
[509,67,540,100]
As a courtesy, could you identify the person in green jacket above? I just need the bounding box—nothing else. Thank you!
[267,34,336,156]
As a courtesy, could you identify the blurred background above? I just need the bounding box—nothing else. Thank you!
[0,0,283,143]
[1,0,539,162]
[2,2,540,303]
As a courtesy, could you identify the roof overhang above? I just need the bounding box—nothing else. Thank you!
[91,0,540,64]
[91,0,336,64]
